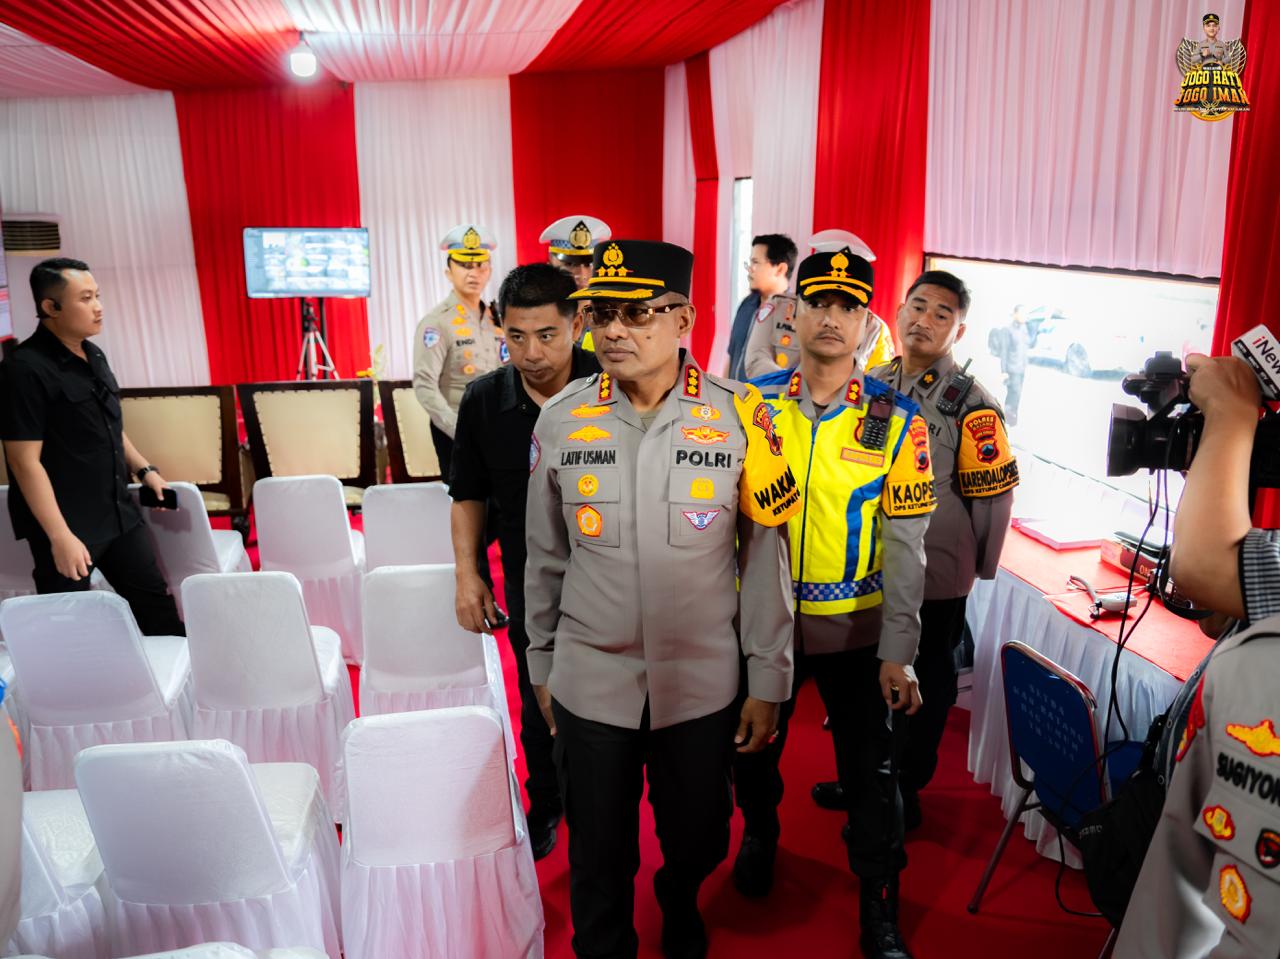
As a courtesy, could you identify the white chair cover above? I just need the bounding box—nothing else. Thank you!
[119,945,328,958]
[359,566,511,745]
[5,789,108,959]
[74,741,341,958]
[182,573,355,820]
[0,593,191,791]
[253,477,365,664]
[134,483,251,618]
[340,708,543,959]
[360,483,453,571]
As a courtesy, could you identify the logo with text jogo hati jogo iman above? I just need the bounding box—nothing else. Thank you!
[1175,12,1249,122]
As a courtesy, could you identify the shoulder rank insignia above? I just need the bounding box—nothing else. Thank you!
[683,364,701,399]
[1225,718,1280,757]
[845,379,862,406]
[597,372,613,401]
[920,369,939,388]
[787,372,803,398]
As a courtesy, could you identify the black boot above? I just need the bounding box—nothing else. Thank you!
[526,807,562,861]
[859,877,912,959]
[901,790,923,833]
[732,833,777,897]
[811,780,849,810]
[654,868,707,959]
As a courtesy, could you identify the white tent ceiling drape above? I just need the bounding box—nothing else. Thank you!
[0,93,209,386]
[662,61,696,255]
[926,0,1240,278]
[354,79,518,381]
[0,22,149,98]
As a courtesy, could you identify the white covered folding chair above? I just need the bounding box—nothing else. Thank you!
[360,483,453,570]
[6,789,108,959]
[253,477,365,664]
[340,708,543,959]
[360,566,511,746]
[74,740,341,958]
[118,944,328,958]
[133,482,251,618]
[182,573,355,819]
[0,592,191,791]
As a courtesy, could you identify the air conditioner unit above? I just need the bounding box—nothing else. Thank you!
[2,213,61,342]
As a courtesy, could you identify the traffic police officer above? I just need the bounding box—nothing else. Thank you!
[743,230,895,378]
[733,246,934,959]
[413,223,506,481]
[541,215,612,291]
[525,239,799,959]
[812,270,1017,829]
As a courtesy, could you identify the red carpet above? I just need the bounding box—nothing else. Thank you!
[238,515,1114,957]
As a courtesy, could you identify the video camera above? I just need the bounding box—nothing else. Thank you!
[1107,325,1280,492]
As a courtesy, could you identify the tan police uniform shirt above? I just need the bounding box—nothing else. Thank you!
[870,354,1017,601]
[745,303,896,380]
[1115,614,1280,959]
[413,290,505,438]
[524,352,800,730]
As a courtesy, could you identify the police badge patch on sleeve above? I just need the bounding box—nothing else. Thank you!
[423,328,441,349]
[957,407,1019,498]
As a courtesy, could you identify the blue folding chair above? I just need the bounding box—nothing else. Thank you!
[968,641,1109,915]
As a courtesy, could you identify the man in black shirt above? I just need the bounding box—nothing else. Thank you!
[0,258,183,636]
[450,263,599,860]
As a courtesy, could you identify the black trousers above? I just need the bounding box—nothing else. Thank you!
[900,596,968,799]
[29,522,185,637]
[734,643,906,879]
[503,570,560,817]
[553,698,738,959]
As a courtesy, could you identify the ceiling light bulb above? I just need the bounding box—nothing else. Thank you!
[289,38,317,79]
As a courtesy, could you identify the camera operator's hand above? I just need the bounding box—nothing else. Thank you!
[1185,354,1261,423]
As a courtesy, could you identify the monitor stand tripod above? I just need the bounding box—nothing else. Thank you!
[296,297,336,380]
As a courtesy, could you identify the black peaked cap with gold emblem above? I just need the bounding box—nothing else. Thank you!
[568,239,694,301]
[1203,12,1219,25]
[795,247,874,307]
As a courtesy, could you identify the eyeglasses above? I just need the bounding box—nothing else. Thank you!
[581,303,685,330]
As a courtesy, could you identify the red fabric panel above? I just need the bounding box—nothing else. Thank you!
[1212,0,1280,525]
[685,52,718,368]
[527,0,786,72]
[174,82,370,385]
[812,0,930,322]
[0,0,299,89]
[509,69,665,266]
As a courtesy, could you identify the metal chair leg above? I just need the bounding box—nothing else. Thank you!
[968,784,1035,914]
[1096,926,1118,959]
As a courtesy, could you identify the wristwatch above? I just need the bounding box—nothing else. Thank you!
[135,465,159,480]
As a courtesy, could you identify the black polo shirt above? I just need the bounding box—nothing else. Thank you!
[450,347,600,584]
[0,322,141,544]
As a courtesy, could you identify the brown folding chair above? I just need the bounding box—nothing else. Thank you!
[121,386,248,532]
[238,380,377,508]
[378,379,442,483]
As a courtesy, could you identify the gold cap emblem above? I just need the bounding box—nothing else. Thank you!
[569,220,593,251]
[598,242,630,277]
[463,227,481,250]
[830,250,849,276]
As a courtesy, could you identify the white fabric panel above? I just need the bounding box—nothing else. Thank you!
[339,708,543,959]
[253,476,366,664]
[355,80,517,380]
[927,0,1239,278]
[282,0,583,81]
[0,93,208,385]
[661,63,696,255]
[8,789,107,959]
[74,742,340,958]
[741,0,823,252]
[360,482,454,570]
[122,947,327,959]
[707,48,743,372]
[0,592,192,791]
[966,570,1182,863]
[0,25,149,99]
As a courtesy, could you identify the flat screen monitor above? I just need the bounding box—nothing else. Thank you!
[243,227,370,298]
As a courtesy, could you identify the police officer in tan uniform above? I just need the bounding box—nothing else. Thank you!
[743,229,894,379]
[525,239,800,959]
[413,224,506,481]
[542,215,612,291]
[811,270,1017,829]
